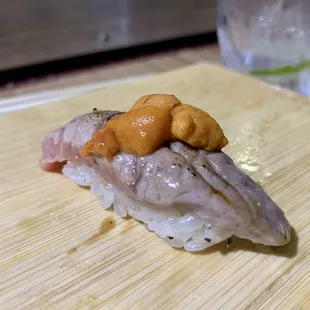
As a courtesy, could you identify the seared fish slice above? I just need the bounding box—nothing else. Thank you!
[40,110,290,251]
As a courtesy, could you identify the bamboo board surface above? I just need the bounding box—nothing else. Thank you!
[0,64,309,310]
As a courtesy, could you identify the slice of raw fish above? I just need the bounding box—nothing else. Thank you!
[40,109,290,246]
[40,110,122,171]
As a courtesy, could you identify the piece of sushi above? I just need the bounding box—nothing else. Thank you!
[40,109,290,251]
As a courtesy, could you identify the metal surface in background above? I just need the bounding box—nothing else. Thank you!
[0,0,216,70]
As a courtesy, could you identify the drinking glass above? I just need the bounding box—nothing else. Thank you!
[217,0,310,96]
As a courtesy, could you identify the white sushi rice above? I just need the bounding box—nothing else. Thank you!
[63,162,233,251]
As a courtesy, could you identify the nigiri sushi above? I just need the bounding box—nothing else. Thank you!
[40,94,290,251]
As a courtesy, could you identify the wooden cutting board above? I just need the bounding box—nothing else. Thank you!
[0,64,309,310]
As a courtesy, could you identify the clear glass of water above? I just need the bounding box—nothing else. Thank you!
[217,0,310,96]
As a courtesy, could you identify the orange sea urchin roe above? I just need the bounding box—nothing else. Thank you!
[171,104,228,151]
[131,93,181,111]
[80,94,228,161]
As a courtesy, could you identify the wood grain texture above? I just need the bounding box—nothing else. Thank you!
[0,64,309,310]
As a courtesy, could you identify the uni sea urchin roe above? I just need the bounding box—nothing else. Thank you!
[80,94,228,161]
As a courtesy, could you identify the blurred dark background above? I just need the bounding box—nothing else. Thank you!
[0,0,217,84]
